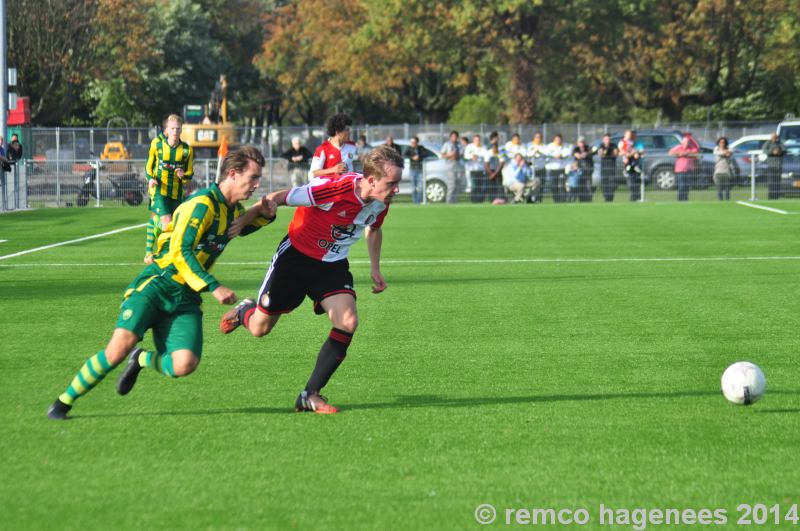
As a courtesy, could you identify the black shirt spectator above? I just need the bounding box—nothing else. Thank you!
[7,134,23,162]
[281,141,312,170]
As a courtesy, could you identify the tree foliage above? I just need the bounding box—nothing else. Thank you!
[9,0,800,125]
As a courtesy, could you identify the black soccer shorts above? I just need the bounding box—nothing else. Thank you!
[256,237,356,315]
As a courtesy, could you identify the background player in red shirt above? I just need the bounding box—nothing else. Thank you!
[309,112,358,180]
[220,145,404,414]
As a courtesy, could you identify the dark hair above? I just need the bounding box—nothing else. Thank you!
[489,131,499,140]
[511,133,520,140]
[717,137,729,147]
[219,145,266,181]
[326,113,352,137]
[449,130,459,138]
[411,135,419,142]
[362,144,404,179]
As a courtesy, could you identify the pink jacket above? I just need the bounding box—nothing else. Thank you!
[669,139,699,173]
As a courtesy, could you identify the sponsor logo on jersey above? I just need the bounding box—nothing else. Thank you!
[331,224,356,241]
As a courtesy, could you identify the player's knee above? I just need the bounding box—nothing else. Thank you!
[172,352,199,376]
[337,314,358,334]
[250,320,273,337]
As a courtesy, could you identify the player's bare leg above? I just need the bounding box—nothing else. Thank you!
[220,298,281,336]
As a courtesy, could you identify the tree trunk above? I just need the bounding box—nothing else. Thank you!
[509,55,537,124]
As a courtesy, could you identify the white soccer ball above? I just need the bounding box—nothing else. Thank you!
[721,361,766,405]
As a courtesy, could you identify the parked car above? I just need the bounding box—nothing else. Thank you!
[591,129,735,190]
[774,119,800,197]
[370,139,465,202]
[729,134,770,182]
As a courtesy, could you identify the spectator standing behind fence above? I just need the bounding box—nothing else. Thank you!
[0,136,10,173]
[465,134,487,203]
[507,153,533,204]
[668,133,699,201]
[572,136,594,202]
[526,132,547,201]
[403,136,424,204]
[8,134,23,162]
[504,133,526,161]
[619,130,642,201]
[597,133,618,202]
[545,134,570,202]
[762,133,783,200]
[441,130,462,203]
[281,136,313,188]
[309,113,357,180]
[484,131,506,203]
[713,137,734,201]
[385,135,402,156]
[354,134,371,172]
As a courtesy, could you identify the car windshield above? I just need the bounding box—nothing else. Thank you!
[779,125,800,147]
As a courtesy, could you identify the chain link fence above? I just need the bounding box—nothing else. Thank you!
[2,121,795,211]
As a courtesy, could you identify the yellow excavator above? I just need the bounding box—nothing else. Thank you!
[180,75,237,159]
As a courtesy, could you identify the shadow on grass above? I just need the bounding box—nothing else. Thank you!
[70,388,797,420]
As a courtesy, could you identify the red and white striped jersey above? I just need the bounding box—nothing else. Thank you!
[308,140,358,179]
[286,173,389,262]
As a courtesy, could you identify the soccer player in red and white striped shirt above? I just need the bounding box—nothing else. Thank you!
[308,113,358,181]
[220,145,403,414]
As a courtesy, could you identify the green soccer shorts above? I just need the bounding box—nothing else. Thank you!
[149,193,182,217]
[116,274,204,357]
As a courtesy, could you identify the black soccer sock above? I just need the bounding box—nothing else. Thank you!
[304,328,353,393]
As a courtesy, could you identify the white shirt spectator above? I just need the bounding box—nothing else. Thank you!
[463,143,486,173]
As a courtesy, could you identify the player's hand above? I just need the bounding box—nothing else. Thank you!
[148,178,158,189]
[371,271,387,294]
[335,162,346,173]
[213,286,237,305]
[176,168,185,178]
[259,196,277,219]
[227,217,246,238]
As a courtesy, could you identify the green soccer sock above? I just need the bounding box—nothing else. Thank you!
[145,216,159,255]
[58,350,116,406]
[138,350,176,378]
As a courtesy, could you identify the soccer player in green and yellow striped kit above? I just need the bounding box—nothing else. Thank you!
[144,114,195,264]
[47,146,276,420]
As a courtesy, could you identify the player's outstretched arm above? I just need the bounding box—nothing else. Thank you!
[366,226,386,293]
[227,197,277,238]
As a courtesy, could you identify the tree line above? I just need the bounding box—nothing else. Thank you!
[9,0,799,127]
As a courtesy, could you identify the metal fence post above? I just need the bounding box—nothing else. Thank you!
[12,162,19,209]
[205,160,210,188]
[268,126,274,193]
[0,167,6,211]
[95,160,101,208]
[750,156,756,201]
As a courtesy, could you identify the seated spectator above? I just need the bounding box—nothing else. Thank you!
[507,153,533,204]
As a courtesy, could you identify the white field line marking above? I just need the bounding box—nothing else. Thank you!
[2,256,800,268]
[0,239,7,243]
[0,223,147,261]
[736,201,789,215]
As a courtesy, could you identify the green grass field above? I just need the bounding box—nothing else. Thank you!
[2,199,799,530]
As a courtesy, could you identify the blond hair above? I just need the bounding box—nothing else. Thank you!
[362,144,404,179]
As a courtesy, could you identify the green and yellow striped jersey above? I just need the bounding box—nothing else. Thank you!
[146,133,195,200]
[143,183,273,295]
